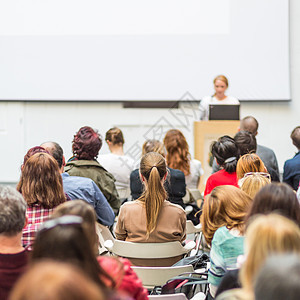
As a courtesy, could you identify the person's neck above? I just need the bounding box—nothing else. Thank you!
[0,233,24,254]
[109,145,124,155]
[215,94,227,101]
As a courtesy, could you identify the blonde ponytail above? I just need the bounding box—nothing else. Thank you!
[138,152,167,236]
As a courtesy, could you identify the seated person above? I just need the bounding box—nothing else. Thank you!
[200,185,252,298]
[17,152,66,247]
[283,126,300,190]
[163,129,204,190]
[204,136,239,197]
[0,186,29,300]
[116,152,186,266]
[65,126,120,213]
[130,139,186,207]
[41,141,115,227]
[98,127,135,200]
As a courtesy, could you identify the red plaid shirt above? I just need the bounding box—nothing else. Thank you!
[22,204,54,248]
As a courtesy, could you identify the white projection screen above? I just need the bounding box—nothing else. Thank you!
[0,0,290,101]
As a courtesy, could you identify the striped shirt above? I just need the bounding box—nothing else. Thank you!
[208,226,244,297]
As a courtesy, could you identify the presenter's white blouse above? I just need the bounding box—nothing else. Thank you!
[199,96,239,121]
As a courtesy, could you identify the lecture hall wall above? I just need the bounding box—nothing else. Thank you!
[1,0,299,183]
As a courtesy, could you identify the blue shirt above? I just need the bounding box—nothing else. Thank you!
[61,172,115,226]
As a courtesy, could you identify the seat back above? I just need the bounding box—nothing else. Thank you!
[105,240,194,259]
[96,223,115,255]
[132,265,194,289]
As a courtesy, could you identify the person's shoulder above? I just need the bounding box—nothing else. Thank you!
[226,96,239,103]
[168,167,185,178]
[163,201,185,213]
[190,159,202,168]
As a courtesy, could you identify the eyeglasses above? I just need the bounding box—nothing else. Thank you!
[39,215,83,232]
[243,172,271,180]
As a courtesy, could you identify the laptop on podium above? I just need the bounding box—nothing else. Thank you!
[209,104,240,121]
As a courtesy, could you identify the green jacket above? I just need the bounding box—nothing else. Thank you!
[65,160,120,213]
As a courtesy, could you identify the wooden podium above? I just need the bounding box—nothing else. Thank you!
[194,120,239,192]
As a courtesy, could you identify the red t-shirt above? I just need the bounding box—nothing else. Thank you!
[204,169,239,197]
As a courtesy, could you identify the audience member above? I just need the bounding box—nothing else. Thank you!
[32,216,113,291]
[130,139,186,207]
[200,185,252,298]
[254,254,300,300]
[65,126,120,213]
[17,153,66,247]
[234,130,257,156]
[216,214,300,300]
[247,182,300,226]
[164,129,204,189]
[52,201,148,300]
[238,172,270,198]
[239,116,279,176]
[234,131,279,182]
[236,154,267,179]
[41,141,115,226]
[0,186,29,300]
[9,261,104,300]
[204,136,239,196]
[116,152,186,266]
[283,126,300,190]
[98,127,135,200]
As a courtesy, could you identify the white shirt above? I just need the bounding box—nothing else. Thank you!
[98,153,135,189]
[199,95,239,121]
[185,159,204,189]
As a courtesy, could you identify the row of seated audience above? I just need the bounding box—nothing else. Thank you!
[1,115,300,300]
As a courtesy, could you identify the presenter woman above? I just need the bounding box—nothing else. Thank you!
[199,75,239,120]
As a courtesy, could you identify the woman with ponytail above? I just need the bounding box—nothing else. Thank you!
[115,152,186,266]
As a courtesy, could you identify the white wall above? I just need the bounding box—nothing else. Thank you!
[1,0,299,183]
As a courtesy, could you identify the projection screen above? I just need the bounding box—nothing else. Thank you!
[0,0,290,101]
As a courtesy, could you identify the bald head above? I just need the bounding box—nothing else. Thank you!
[240,116,259,136]
[40,141,64,169]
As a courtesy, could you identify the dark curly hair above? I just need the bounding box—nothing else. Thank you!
[72,126,102,160]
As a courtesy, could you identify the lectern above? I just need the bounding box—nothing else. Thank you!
[194,120,240,191]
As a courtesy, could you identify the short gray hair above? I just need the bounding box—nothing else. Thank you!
[0,185,27,236]
[254,254,300,300]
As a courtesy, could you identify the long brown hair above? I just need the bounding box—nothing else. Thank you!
[200,185,252,245]
[138,152,167,236]
[163,129,191,175]
[17,153,66,208]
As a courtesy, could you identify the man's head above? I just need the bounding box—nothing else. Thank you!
[291,126,300,150]
[0,185,27,236]
[40,142,64,169]
[240,116,259,136]
[234,130,257,157]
